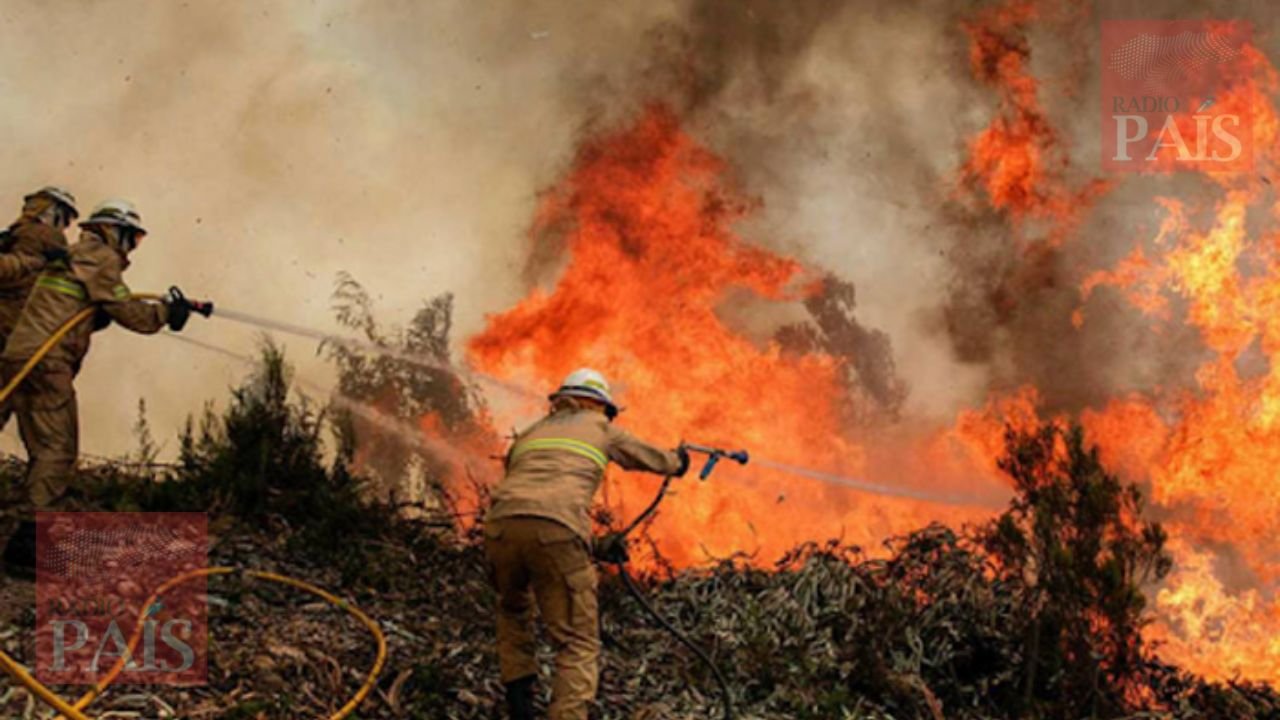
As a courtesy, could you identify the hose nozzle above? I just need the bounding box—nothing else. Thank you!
[682,443,750,481]
[168,286,214,317]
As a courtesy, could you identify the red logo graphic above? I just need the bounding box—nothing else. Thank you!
[35,512,208,685]
[1101,20,1254,172]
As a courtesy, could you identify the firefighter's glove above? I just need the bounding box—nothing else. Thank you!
[595,532,630,564]
[92,308,112,331]
[674,443,691,478]
[41,247,69,265]
[164,288,192,332]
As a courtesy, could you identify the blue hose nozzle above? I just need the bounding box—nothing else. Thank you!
[684,444,749,481]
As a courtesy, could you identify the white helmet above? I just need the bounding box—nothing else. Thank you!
[551,368,618,418]
[82,199,146,235]
[24,186,79,219]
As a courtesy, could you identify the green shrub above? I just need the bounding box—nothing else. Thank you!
[138,341,385,560]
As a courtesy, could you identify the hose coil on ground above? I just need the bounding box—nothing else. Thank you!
[0,297,387,720]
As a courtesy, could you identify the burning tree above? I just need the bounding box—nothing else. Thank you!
[326,272,497,517]
[981,423,1172,718]
[776,275,908,422]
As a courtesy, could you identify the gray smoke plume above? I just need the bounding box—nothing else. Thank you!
[0,0,1272,471]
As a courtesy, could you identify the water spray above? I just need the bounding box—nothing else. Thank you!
[207,306,539,400]
[164,334,482,472]
[751,457,1007,508]
[196,308,999,509]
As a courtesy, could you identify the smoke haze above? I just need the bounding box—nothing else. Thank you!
[0,0,1274,466]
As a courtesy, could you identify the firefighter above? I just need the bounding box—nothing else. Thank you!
[1,200,192,572]
[0,187,78,341]
[0,187,78,431]
[485,368,689,720]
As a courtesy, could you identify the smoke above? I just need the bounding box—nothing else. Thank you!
[0,0,1270,467]
[0,1,672,456]
[631,0,1004,422]
[479,0,1008,427]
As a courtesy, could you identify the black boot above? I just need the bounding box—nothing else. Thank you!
[504,674,535,720]
[3,520,36,578]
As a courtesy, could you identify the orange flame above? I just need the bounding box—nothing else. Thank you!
[954,3,1280,683]
[467,106,992,566]
[1085,188,1280,680]
[1067,29,1279,682]
[958,0,1109,239]
[448,1,1280,686]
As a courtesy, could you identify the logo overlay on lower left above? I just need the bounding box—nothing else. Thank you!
[35,512,209,685]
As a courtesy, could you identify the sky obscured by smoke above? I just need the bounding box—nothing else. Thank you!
[0,0,1273,459]
[0,0,969,456]
[0,1,679,455]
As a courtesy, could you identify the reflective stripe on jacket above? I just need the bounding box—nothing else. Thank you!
[2,229,167,371]
[487,407,682,542]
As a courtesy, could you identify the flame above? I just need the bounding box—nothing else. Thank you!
[1148,539,1280,680]
[417,410,504,520]
[952,2,1280,683]
[467,106,992,566]
[1084,187,1280,680]
[1061,27,1280,682]
[1141,34,1273,175]
[445,0,1280,686]
[958,0,1109,239]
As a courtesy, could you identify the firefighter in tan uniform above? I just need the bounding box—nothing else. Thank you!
[1,200,192,572]
[486,368,688,720]
[0,188,79,437]
[0,187,79,346]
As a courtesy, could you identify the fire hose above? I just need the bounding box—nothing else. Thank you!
[597,443,749,720]
[0,291,387,720]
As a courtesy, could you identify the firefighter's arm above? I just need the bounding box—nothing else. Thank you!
[99,295,168,334]
[0,252,45,283]
[1,222,66,282]
[73,250,168,334]
[605,425,686,476]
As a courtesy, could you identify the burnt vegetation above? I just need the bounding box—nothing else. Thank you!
[1,292,1276,719]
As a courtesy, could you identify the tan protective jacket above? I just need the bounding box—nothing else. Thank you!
[0,219,62,335]
[488,407,683,541]
[3,228,168,371]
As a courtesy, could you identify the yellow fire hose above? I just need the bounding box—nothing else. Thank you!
[0,295,388,720]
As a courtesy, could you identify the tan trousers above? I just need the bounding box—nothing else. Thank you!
[485,516,600,720]
[5,362,78,507]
